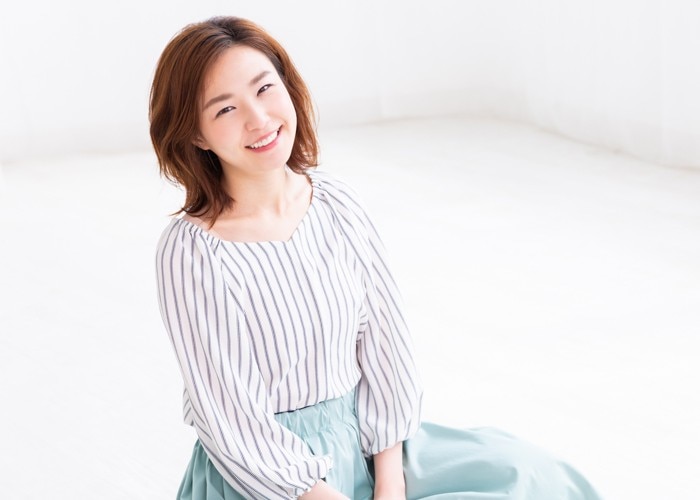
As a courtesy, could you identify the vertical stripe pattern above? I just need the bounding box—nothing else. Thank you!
[155,170,423,499]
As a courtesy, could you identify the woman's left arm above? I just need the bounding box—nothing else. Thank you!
[373,442,406,500]
[351,197,423,457]
[321,173,421,497]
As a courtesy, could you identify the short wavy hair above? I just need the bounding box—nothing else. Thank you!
[149,17,318,223]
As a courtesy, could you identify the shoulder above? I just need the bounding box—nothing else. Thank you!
[307,169,368,223]
[156,217,190,250]
[308,169,360,201]
[155,217,219,263]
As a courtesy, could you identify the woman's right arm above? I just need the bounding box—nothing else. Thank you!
[301,481,349,500]
[156,221,333,499]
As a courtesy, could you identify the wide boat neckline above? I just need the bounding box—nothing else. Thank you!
[177,171,319,245]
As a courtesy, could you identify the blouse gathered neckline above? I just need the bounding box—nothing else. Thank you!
[178,170,319,245]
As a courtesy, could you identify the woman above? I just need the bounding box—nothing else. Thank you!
[151,16,602,500]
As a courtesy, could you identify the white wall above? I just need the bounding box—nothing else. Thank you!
[0,0,416,162]
[1,0,699,168]
[505,0,700,169]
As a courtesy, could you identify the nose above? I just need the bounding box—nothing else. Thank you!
[244,101,269,131]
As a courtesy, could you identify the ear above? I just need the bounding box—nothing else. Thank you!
[192,135,209,150]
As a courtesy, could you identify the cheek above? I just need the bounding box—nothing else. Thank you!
[288,106,298,131]
[198,119,219,145]
[286,104,298,137]
[278,89,297,122]
[204,117,242,145]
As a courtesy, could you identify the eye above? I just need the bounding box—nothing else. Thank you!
[215,106,235,118]
[258,83,273,95]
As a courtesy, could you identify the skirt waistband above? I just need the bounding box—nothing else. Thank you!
[274,390,357,439]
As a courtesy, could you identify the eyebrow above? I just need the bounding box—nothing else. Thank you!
[202,70,272,111]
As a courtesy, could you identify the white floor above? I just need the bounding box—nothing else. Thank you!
[1,117,698,499]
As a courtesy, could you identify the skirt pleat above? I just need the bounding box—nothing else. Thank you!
[177,391,602,500]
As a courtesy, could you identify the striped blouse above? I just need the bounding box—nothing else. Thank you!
[155,170,423,499]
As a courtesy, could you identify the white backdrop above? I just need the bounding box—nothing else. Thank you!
[2,3,700,498]
[0,0,699,168]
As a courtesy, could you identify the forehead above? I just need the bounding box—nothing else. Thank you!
[202,45,277,94]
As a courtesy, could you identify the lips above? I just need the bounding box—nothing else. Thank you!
[246,127,281,149]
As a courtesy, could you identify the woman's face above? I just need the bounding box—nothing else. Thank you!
[196,45,297,177]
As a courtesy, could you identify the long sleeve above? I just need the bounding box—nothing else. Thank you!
[314,172,424,457]
[155,220,332,499]
[354,211,424,456]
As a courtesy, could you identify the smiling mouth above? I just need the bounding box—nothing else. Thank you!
[246,127,281,149]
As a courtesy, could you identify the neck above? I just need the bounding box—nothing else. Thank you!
[222,166,292,217]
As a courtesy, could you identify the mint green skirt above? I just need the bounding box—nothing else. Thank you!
[177,391,602,499]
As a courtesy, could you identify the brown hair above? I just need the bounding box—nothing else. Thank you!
[149,17,318,223]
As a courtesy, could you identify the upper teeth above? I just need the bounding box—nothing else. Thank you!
[249,130,278,149]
